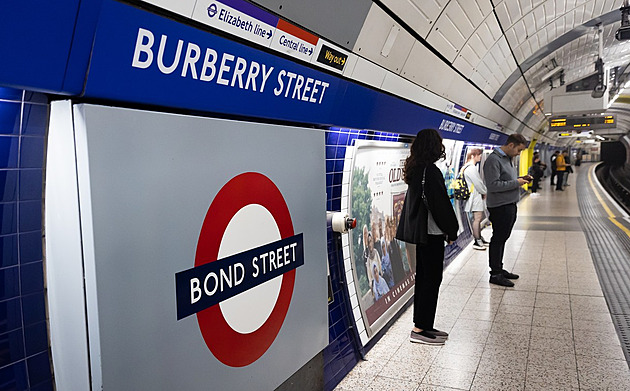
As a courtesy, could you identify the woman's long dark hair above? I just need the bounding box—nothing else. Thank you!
[403,129,445,184]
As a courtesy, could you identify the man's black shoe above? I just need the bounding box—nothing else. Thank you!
[490,274,514,287]
[502,270,519,279]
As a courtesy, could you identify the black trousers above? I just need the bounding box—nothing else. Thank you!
[555,172,565,190]
[531,175,541,192]
[413,235,445,330]
[550,170,557,185]
[487,203,517,275]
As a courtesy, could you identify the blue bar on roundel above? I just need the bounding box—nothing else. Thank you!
[175,233,304,320]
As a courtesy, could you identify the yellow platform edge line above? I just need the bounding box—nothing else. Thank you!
[588,165,630,238]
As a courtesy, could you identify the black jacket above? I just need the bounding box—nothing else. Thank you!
[396,163,459,246]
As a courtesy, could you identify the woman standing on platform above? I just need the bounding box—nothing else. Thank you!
[396,129,459,345]
[462,148,488,250]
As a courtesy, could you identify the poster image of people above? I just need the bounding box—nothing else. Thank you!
[348,141,416,334]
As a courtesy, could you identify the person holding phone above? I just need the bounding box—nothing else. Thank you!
[483,134,530,287]
[555,150,569,191]
[396,129,459,345]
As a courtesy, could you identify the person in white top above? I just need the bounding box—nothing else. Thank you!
[462,148,489,250]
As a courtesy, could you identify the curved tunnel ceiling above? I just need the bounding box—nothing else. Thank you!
[377,0,630,143]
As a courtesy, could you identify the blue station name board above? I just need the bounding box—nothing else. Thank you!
[84,0,506,144]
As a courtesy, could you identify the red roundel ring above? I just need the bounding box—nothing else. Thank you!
[195,172,296,367]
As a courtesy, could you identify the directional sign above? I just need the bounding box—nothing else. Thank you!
[270,19,318,62]
[314,43,347,72]
[192,0,277,47]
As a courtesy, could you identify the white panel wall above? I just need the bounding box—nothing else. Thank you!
[350,57,388,89]
[353,6,416,74]
[139,0,196,17]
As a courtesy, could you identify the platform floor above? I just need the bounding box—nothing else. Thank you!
[335,165,630,390]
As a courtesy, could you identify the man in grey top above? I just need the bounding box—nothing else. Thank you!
[483,134,531,287]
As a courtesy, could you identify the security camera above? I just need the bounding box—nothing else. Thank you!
[616,5,630,40]
[616,25,630,40]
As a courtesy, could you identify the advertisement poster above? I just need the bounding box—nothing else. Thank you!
[348,141,415,335]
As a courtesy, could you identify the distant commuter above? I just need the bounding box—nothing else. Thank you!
[483,134,530,287]
[462,148,488,250]
[549,151,560,186]
[555,150,568,191]
[396,129,458,345]
[563,150,573,186]
[528,152,546,195]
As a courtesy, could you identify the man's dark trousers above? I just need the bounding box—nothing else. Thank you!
[550,169,557,185]
[555,172,565,190]
[487,203,518,275]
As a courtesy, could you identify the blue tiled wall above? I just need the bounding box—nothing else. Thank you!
[0,88,52,391]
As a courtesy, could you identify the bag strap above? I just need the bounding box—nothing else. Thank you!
[421,166,429,210]
[422,166,427,195]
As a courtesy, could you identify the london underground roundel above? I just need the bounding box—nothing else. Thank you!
[190,172,302,367]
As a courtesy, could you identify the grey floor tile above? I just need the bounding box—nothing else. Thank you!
[446,328,490,344]
[438,341,485,358]
[334,370,377,390]
[534,292,571,309]
[377,358,431,383]
[493,311,533,325]
[490,321,531,336]
[571,318,616,333]
[366,375,421,391]
[525,363,579,390]
[476,355,528,375]
[536,284,570,294]
[432,350,481,372]
[470,373,525,391]
[528,335,575,354]
[569,295,609,312]
[576,355,630,390]
[574,339,627,361]
[451,318,493,332]
[417,385,467,391]
[532,311,573,329]
[533,305,571,320]
[422,366,475,390]
[573,329,621,347]
[502,291,537,307]
[457,309,496,321]
[497,303,535,316]
[527,348,577,369]
[392,343,441,365]
[530,326,574,342]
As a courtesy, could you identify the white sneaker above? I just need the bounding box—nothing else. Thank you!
[530,193,540,197]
